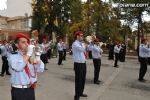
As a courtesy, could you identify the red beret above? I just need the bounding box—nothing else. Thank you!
[16,33,30,43]
[42,38,47,41]
[74,31,84,36]
[141,38,147,43]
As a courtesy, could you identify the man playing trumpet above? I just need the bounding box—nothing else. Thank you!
[91,38,103,84]
[8,33,44,100]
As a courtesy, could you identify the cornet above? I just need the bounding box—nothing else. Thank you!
[27,44,43,63]
[31,46,43,62]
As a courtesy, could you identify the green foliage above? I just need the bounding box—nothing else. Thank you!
[86,0,122,41]
[32,0,72,37]
[112,0,150,43]
[32,0,147,43]
[69,0,83,32]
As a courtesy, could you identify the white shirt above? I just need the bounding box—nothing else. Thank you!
[72,40,86,63]
[139,44,150,58]
[8,51,44,85]
[92,44,103,59]
[40,43,49,54]
[57,42,63,51]
[63,43,67,49]
[114,45,121,54]
[1,45,8,57]
[88,44,93,51]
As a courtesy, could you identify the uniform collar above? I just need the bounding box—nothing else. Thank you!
[17,50,24,56]
[75,40,81,43]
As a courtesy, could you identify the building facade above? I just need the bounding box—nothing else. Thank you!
[0,0,32,17]
[0,15,31,41]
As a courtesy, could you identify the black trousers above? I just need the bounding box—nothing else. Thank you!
[119,51,126,62]
[147,57,150,65]
[1,56,9,74]
[74,63,86,98]
[88,51,92,59]
[58,51,63,65]
[47,49,51,59]
[139,58,148,80]
[40,54,48,64]
[11,87,35,100]
[63,49,66,60]
[93,59,101,82]
[114,53,119,67]
[108,51,114,60]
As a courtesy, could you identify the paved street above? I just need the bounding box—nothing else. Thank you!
[0,54,150,100]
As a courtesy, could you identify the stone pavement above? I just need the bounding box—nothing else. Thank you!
[0,54,150,100]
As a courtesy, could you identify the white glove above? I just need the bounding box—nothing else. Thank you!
[27,45,35,57]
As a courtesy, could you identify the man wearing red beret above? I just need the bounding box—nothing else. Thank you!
[57,38,64,65]
[138,38,150,82]
[92,38,103,84]
[8,33,44,100]
[113,41,121,68]
[72,31,87,100]
[40,38,49,70]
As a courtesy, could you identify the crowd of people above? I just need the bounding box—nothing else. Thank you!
[0,31,149,100]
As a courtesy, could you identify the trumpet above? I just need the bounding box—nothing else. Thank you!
[27,44,42,63]
[31,46,42,62]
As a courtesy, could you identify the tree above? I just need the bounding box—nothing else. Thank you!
[85,0,121,41]
[112,0,150,46]
[69,0,83,33]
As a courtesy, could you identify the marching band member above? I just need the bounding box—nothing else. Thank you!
[92,38,103,84]
[0,40,11,76]
[57,39,64,65]
[40,38,49,70]
[138,38,150,82]
[114,41,121,68]
[63,42,67,60]
[72,31,87,100]
[8,33,44,100]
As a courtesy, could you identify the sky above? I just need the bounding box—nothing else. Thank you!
[0,0,91,10]
[0,0,7,10]
[0,0,91,11]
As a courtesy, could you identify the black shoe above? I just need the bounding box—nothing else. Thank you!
[6,73,11,75]
[114,65,119,68]
[94,81,100,85]
[74,96,79,100]
[138,79,146,82]
[0,74,4,77]
[97,80,102,82]
[44,68,48,70]
[80,94,87,97]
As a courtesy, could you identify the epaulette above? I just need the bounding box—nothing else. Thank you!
[11,52,18,54]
